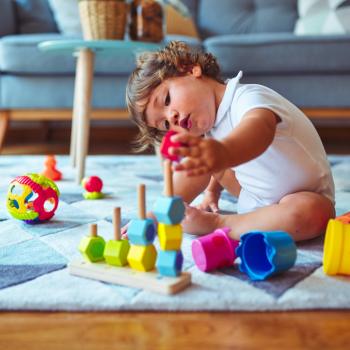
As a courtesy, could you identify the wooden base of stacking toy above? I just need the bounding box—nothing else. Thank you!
[69,259,191,295]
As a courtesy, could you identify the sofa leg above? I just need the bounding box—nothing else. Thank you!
[0,111,9,153]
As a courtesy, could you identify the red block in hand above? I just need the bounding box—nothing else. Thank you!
[160,130,182,162]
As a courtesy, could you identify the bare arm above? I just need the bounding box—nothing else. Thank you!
[171,108,279,176]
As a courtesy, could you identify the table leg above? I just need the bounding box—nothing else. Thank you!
[70,52,84,168]
[0,110,9,153]
[75,49,94,184]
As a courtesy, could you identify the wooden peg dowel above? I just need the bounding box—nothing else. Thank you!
[164,159,173,197]
[113,207,121,241]
[90,223,97,237]
[138,184,146,219]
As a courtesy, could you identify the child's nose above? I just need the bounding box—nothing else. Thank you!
[169,112,179,126]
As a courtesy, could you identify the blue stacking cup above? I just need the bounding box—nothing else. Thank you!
[236,231,297,281]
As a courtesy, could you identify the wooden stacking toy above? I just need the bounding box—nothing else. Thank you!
[323,212,350,276]
[154,160,185,277]
[79,223,106,262]
[69,170,191,294]
[104,207,130,267]
[191,227,239,272]
[42,155,62,181]
[127,184,157,272]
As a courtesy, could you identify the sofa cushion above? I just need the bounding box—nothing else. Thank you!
[0,34,201,75]
[0,75,129,109]
[204,33,350,75]
[14,0,58,33]
[197,0,298,39]
[241,73,350,108]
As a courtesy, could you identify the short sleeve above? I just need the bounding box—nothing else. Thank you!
[232,84,293,134]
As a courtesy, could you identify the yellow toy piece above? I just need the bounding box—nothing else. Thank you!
[158,223,183,250]
[127,244,157,272]
[323,217,350,275]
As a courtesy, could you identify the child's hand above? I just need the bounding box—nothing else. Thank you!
[197,189,220,213]
[170,133,229,176]
[121,223,129,240]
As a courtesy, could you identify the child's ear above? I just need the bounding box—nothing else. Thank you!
[191,65,202,78]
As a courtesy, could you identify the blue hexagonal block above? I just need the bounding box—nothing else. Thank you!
[153,196,185,225]
[127,218,156,245]
[156,250,183,277]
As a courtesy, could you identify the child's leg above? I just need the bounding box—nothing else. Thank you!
[182,191,335,242]
[174,167,240,204]
[173,169,211,203]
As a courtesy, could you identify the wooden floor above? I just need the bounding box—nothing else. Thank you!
[1,122,350,350]
[0,311,349,350]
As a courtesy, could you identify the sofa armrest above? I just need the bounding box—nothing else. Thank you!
[0,0,16,37]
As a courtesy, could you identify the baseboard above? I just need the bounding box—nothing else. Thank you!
[2,116,350,155]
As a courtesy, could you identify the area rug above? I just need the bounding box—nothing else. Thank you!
[0,155,349,311]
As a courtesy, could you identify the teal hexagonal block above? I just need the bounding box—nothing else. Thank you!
[127,218,156,245]
[79,236,106,262]
[156,250,183,277]
[104,239,130,267]
[153,196,185,225]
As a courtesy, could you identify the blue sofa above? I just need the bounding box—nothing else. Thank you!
[1,0,350,150]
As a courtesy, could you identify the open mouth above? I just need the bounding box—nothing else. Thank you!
[180,115,191,130]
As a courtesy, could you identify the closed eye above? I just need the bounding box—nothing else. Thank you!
[164,92,170,106]
[163,120,170,130]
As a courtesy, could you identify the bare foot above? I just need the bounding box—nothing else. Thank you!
[181,205,221,235]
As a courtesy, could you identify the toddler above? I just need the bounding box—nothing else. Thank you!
[126,41,335,241]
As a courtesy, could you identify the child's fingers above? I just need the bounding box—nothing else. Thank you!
[175,162,210,177]
[174,157,202,171]
[209,203,219,213]
[171,132,199,146]
[170,145,201,158]
[187,166,210,177]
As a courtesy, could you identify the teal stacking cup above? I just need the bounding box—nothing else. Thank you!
[236,231,297,281]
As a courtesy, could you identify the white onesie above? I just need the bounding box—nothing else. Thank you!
[208,72,335,214]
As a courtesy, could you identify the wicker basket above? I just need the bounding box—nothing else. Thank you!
[79,0,127,40]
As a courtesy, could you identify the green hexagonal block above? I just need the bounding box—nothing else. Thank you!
[79,235,106,262]
[104,239,130,267]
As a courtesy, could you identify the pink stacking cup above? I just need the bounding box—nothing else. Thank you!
[191,227,239,272]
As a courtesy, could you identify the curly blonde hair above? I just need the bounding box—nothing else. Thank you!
[126,41,223,152]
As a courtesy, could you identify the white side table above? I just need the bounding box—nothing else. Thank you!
[38,40,160,184]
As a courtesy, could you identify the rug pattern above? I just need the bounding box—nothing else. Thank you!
[0,155,349,311]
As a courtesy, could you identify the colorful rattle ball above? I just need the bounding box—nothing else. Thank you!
[7,173,60,224]
[81,176,104,199]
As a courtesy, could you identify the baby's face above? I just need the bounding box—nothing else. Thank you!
[144,71,218,136]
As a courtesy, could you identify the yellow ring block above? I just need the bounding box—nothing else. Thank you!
[323,219,350,275]
[127,244,157,272]
[158,223,183,251]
